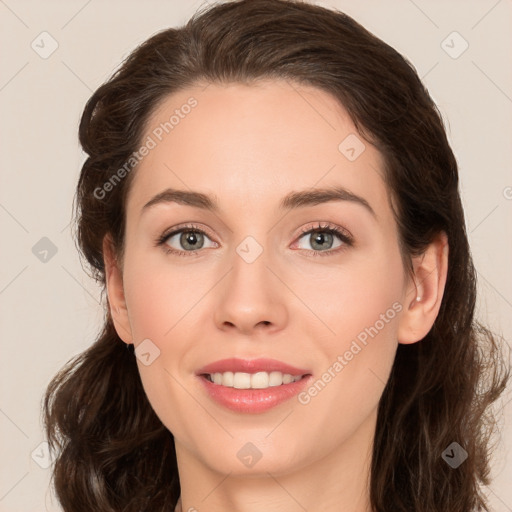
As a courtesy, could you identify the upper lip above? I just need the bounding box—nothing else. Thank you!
[197,358,311,376]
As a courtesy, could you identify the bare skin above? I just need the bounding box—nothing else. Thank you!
[103,80,448,512]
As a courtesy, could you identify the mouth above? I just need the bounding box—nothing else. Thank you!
[195,358,312,413]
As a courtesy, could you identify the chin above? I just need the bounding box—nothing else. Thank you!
[197,440,308,477]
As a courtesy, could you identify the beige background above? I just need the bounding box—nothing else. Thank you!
[1,0,511,510]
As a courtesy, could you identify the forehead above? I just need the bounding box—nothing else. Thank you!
[125,80,391,225]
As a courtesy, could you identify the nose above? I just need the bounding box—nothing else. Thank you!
[213,245,288,336]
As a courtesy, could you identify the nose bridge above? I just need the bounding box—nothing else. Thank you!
[223,200,275,276]
[235,233,266,267]
[225,201,289,289]
[213,229,287,332]
[229,232,273,298]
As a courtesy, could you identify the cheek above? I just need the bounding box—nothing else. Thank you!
[296,247,404,346]
[122,250,208,341]
[295,246,403,417]
[121,252,198,435]
[295,286,401,450]
[121,251,212,424]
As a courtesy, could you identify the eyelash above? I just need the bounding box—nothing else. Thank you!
[154,222,354,258]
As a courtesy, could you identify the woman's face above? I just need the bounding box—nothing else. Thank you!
[107,80,421,477]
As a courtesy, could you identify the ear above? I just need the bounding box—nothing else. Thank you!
[397,231,449,344]
[103,233,133,345]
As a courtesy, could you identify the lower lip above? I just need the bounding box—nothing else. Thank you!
[197,374,312,413]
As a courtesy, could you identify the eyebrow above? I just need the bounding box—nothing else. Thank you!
[141,186,376,219]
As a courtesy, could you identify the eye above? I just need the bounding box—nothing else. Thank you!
[155,221,353,257]
[294,222,353,256]
[155,223,217,256]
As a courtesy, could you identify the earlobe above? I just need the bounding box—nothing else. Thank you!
[397,231,449,344]
[103,234,133,345]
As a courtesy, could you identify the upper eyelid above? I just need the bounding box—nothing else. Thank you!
[298,222,352,238]
[162,223,216,241]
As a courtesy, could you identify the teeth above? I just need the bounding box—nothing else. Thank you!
[206,371,303,389]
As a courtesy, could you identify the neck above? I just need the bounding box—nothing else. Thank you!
[174,408,376,512]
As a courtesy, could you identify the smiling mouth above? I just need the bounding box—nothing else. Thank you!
[201,371,310,390]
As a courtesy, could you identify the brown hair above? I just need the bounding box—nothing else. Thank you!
[43,1,511,510]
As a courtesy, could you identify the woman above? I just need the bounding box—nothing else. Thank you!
[44,0,511,511]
